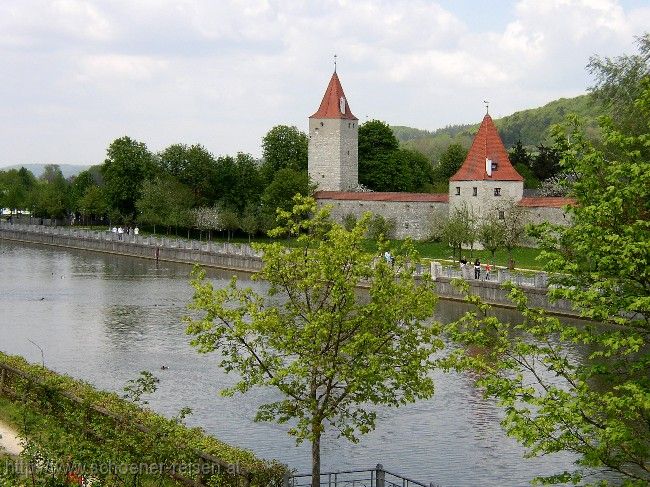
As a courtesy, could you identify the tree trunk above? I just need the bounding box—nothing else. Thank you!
[311,428,321,487]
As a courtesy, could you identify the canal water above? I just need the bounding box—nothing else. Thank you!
[0,241,607,486]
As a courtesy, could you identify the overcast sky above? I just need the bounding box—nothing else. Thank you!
[1,0,648,168]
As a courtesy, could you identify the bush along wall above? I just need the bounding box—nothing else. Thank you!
[0,352,288,486]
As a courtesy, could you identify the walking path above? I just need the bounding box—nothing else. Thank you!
[0,420,22,456]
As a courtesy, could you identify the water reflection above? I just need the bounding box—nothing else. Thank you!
[0,241,609,486]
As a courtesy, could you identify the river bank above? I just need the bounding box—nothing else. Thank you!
[0,222,578,316]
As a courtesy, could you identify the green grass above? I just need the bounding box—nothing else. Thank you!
[72,225,546,270]
[0,396,21,430]
[412,241,544,270]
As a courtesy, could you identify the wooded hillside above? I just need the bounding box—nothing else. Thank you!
[393,94,604,162]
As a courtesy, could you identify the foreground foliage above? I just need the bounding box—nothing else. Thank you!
[0,352,286,486]
[186,196,440,487]
[442,57,650,483]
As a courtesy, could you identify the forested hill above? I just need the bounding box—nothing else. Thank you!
[392,93,603,161]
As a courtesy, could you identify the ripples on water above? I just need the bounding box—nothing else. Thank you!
[0,241,609,486]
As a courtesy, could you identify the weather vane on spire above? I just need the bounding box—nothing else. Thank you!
[334,54,337,72]
[484,100,489,115]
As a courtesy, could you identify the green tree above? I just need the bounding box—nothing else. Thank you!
[438,204,476,262]
[218,207,240,241]
[186,196,439,487]
[0,167,35,214]
[495,199,528,269]
[240,205,259,242]
[102,136,156,219]
[260,168,311,228]
[69,170,99,217]
[358,120,399,191]
[444,78,650,485]
[216,153,264,212]
[77,186,107,224]
[588,32,649,136]
[261,125,308,182]
[135,177,193,234]
[29,166,69,219]
[477,215,503,264]
[530,144,561,181]
[433,143,468,182]
[159,143,218,205]
[136,179,169,233]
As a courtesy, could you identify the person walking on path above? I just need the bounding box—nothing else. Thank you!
[485,263,491,281]
[474,259,481,280]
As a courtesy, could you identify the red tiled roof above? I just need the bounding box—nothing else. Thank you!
[450,114,523,182]
[518,197,576,208]
[310,71,358,120]
[316,191,449,202]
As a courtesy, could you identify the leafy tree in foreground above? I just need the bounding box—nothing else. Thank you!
[186,196,440,487]
[443,82,650,485]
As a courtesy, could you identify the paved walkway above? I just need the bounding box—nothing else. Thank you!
[0,420,22,456]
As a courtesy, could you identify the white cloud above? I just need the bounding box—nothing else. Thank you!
[0,0,647,166]
[76,55,169,82]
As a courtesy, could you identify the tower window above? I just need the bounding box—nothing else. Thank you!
[492,162,498,171]
[455,187,460,195]
[494,188,501,196]
[473,187,477,196]
[320,121,324,127]
[498,211,505,220]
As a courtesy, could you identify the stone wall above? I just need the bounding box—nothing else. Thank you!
[319,198,449,240]
[448,180,524,219]
[0,225,263,273]
[308,118,358,191]
[524,205,570,226]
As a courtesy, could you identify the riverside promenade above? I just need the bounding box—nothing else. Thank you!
[0,222,576,316]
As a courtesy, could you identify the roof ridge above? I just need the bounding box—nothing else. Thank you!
[310,71,358,120]
[450,114,523,182]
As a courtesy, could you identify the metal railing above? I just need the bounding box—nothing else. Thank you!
[432,262,547,289]
[285,464,439,487]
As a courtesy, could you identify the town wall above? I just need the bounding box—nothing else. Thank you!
[318,198,449,240]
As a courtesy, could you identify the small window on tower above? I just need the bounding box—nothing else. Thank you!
[320,121,324,127]
[492,162,498,171]
[498,210,505,220]
[455,187,461,195]
[494,188,501,196]
[473,187,478,196]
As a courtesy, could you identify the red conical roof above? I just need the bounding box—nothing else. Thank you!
[310,71,358,120]
[450,114,523,181]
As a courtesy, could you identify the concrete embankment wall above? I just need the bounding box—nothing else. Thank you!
[0,225,263,273]
[430,276,575,315]
[0,225,579,317]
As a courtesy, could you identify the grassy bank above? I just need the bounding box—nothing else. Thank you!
[0,352,287,486]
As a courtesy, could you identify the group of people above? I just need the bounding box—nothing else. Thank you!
[460,257,492,280]
[110,226,139,241]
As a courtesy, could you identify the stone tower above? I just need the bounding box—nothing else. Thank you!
[449,114,523,219]
[308,71,358,191]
